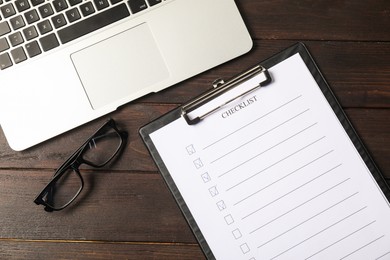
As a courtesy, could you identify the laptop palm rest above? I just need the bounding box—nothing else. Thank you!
[71,23,169,109]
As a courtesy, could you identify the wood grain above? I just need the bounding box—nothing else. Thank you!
[0,0,388,259]
[0,170,195,242]
[0,106,388,176]
[236,0,390,41]
[0,241,203,259]
[140,41,390,108]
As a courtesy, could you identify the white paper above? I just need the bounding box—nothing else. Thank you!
[150,54,390,260]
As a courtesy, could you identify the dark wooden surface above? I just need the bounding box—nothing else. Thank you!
[0,1,389,259]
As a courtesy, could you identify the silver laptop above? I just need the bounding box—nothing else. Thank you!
[0,0,252,151]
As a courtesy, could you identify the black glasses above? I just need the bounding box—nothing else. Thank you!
[34,119,127,212]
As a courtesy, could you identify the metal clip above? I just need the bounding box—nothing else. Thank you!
[181,65,271,125]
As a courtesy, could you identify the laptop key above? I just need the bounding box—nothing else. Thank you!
[52,13,67,29]
[31,0,45,7]
[38,3,54,18]
[37,19,53,34]
[23,25,39,40]
[128,0,147,14]
[110,0,122,4]
[10,15,26,30]
[52,0,68,12]
[58,4,130,44]
[11,46,27,64]
[39,33,59,51]
[1,3,16,19]
[94,0,109,11]
[0,52,12,70]
[15,0,31,12]
[25,40,41,57]
[25,9,40,24]
[0,37,10,52]
[68,0,82,6]
[8,31,24,47]
[0,21,11,37]
[65,8,81,23]
[147,0,162,6]
[80,2,95,17]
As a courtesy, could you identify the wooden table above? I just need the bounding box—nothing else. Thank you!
[1,1,389,259]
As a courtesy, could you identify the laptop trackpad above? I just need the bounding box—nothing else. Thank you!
[71,23,169,109]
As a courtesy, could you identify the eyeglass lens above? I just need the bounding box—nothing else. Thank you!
[44,168,83,209]
[43,122,123,210]
[82,124,122,167]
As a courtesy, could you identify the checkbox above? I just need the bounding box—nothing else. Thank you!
[193,158,203,169]
[240,243,250,254]
[232,229,242,239]
[208,186,219,197]
[216,200,226,211]
[224,214,234,225]
[201,172,211,183]
[186,144,196,155]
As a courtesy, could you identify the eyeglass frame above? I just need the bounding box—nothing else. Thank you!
[34,119,127,212]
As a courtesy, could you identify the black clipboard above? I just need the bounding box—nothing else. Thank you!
[139,42,390,259]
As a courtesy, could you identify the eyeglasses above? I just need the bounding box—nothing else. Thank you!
[34,119,127,212]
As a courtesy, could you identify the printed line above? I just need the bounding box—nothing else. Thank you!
[233,150,333,206]
[268,206,368,260]
[376,251,390,260]
[305,220,376,259]
[242,164,342,220]
[249,185,356,235]
[203,95,303,150]
[254,179,352,244]
[222,135,326,186]
[340,235,385,260]
[210,109,311,164]
[220,124,319,178]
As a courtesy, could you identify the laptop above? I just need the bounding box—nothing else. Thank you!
[0,0,252,151]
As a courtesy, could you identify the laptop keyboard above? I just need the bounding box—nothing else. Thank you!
[0,0,163,70]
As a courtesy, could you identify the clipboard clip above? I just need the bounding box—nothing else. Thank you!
[181,65,272,125]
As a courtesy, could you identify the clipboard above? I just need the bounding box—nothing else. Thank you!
[139,43,390,260]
